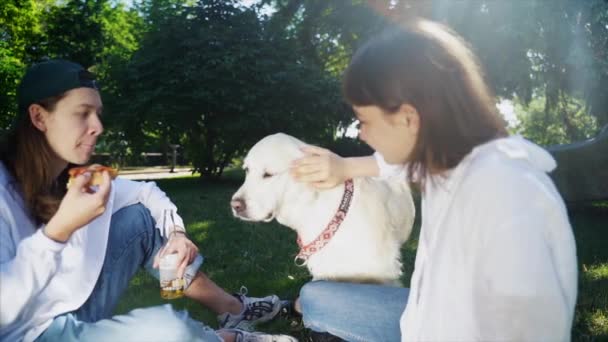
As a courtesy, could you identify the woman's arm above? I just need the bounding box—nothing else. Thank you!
[290,146,409,189]
[468,169,576,341]
[473,215,575,341]
[290,145,383,189]
[372,152,408,180]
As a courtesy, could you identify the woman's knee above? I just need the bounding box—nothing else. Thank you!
[300,281,331,299]
[299,281,334,311]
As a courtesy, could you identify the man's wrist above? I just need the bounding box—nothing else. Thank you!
[43,220,71,243]
[169,229,187,239]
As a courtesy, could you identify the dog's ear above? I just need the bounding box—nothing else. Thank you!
[269,133,307,160]
[285,138,307,160]
[246,133,308,174]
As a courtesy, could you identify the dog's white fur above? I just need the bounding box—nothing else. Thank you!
[231,133,415,284]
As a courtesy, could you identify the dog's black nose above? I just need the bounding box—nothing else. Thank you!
[231,198,246,214]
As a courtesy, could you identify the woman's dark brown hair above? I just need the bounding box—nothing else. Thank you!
[1,95,69,225]
[343,18,507,184]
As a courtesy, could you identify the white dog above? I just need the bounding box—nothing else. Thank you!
[231,133,415,285]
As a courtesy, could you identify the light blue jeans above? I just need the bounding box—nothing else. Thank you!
[35,204,221,342]
[299,281,409,342]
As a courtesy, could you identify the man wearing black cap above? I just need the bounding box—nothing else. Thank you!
[0,60,294,342]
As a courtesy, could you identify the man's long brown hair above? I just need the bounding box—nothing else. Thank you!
[1,95,69,225]
[343,19,507,184]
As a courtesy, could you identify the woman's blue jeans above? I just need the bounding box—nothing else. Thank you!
[35,204,221,342]
[299,281,409,342]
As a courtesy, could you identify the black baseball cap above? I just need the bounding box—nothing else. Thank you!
[16,59,99,117]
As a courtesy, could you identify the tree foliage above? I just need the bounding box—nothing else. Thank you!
[45,0,106,68]
[264,0,608,141]
[103,0,347,178]
[514,95,599,146]
[1,0,607,165]
[0,0,47,133]
[0,0,142,135]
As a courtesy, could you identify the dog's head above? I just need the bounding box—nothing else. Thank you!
[231,133,306,222]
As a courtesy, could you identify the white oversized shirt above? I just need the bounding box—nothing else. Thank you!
[0,163,185,342]
[375,136,577,341]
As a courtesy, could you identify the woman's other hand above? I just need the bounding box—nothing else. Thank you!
[290,145,348,190]
[153,233,199,278]
[44,171,112,242]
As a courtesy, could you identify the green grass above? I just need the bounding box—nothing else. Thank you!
[115,173,607,341]
[114,172,312,337]
[569,203,608,341]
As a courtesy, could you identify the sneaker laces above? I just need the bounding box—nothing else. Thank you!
[229,329,298,342]
[218,286,281,330]
[238,286,249,297]
[239,291,278,322]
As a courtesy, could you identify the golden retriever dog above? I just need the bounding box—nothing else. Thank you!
[231,133,415,285]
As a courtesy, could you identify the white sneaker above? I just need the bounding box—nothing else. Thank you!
[218,287,282,331]
[224,329,298,342]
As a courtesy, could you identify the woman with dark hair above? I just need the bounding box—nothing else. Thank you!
[291,19,577,341]
[0,60,293,342]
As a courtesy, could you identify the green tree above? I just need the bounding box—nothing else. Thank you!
[0,0,48,132]
[263,0,608,142]
[44,0,106,68]
[514,95,599,146]
[0,0,142,135]
[104,0,347,178]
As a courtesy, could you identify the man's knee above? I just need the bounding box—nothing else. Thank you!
[109,204,155,238]
[106,204,159,264]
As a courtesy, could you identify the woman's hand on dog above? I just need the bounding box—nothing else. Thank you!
[290,145,348,189]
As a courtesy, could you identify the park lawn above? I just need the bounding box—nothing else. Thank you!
[115,173,607,341]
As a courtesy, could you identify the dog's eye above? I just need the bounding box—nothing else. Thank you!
[263,172,273,179]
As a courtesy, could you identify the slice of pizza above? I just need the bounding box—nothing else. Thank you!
[67,164,118,189]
